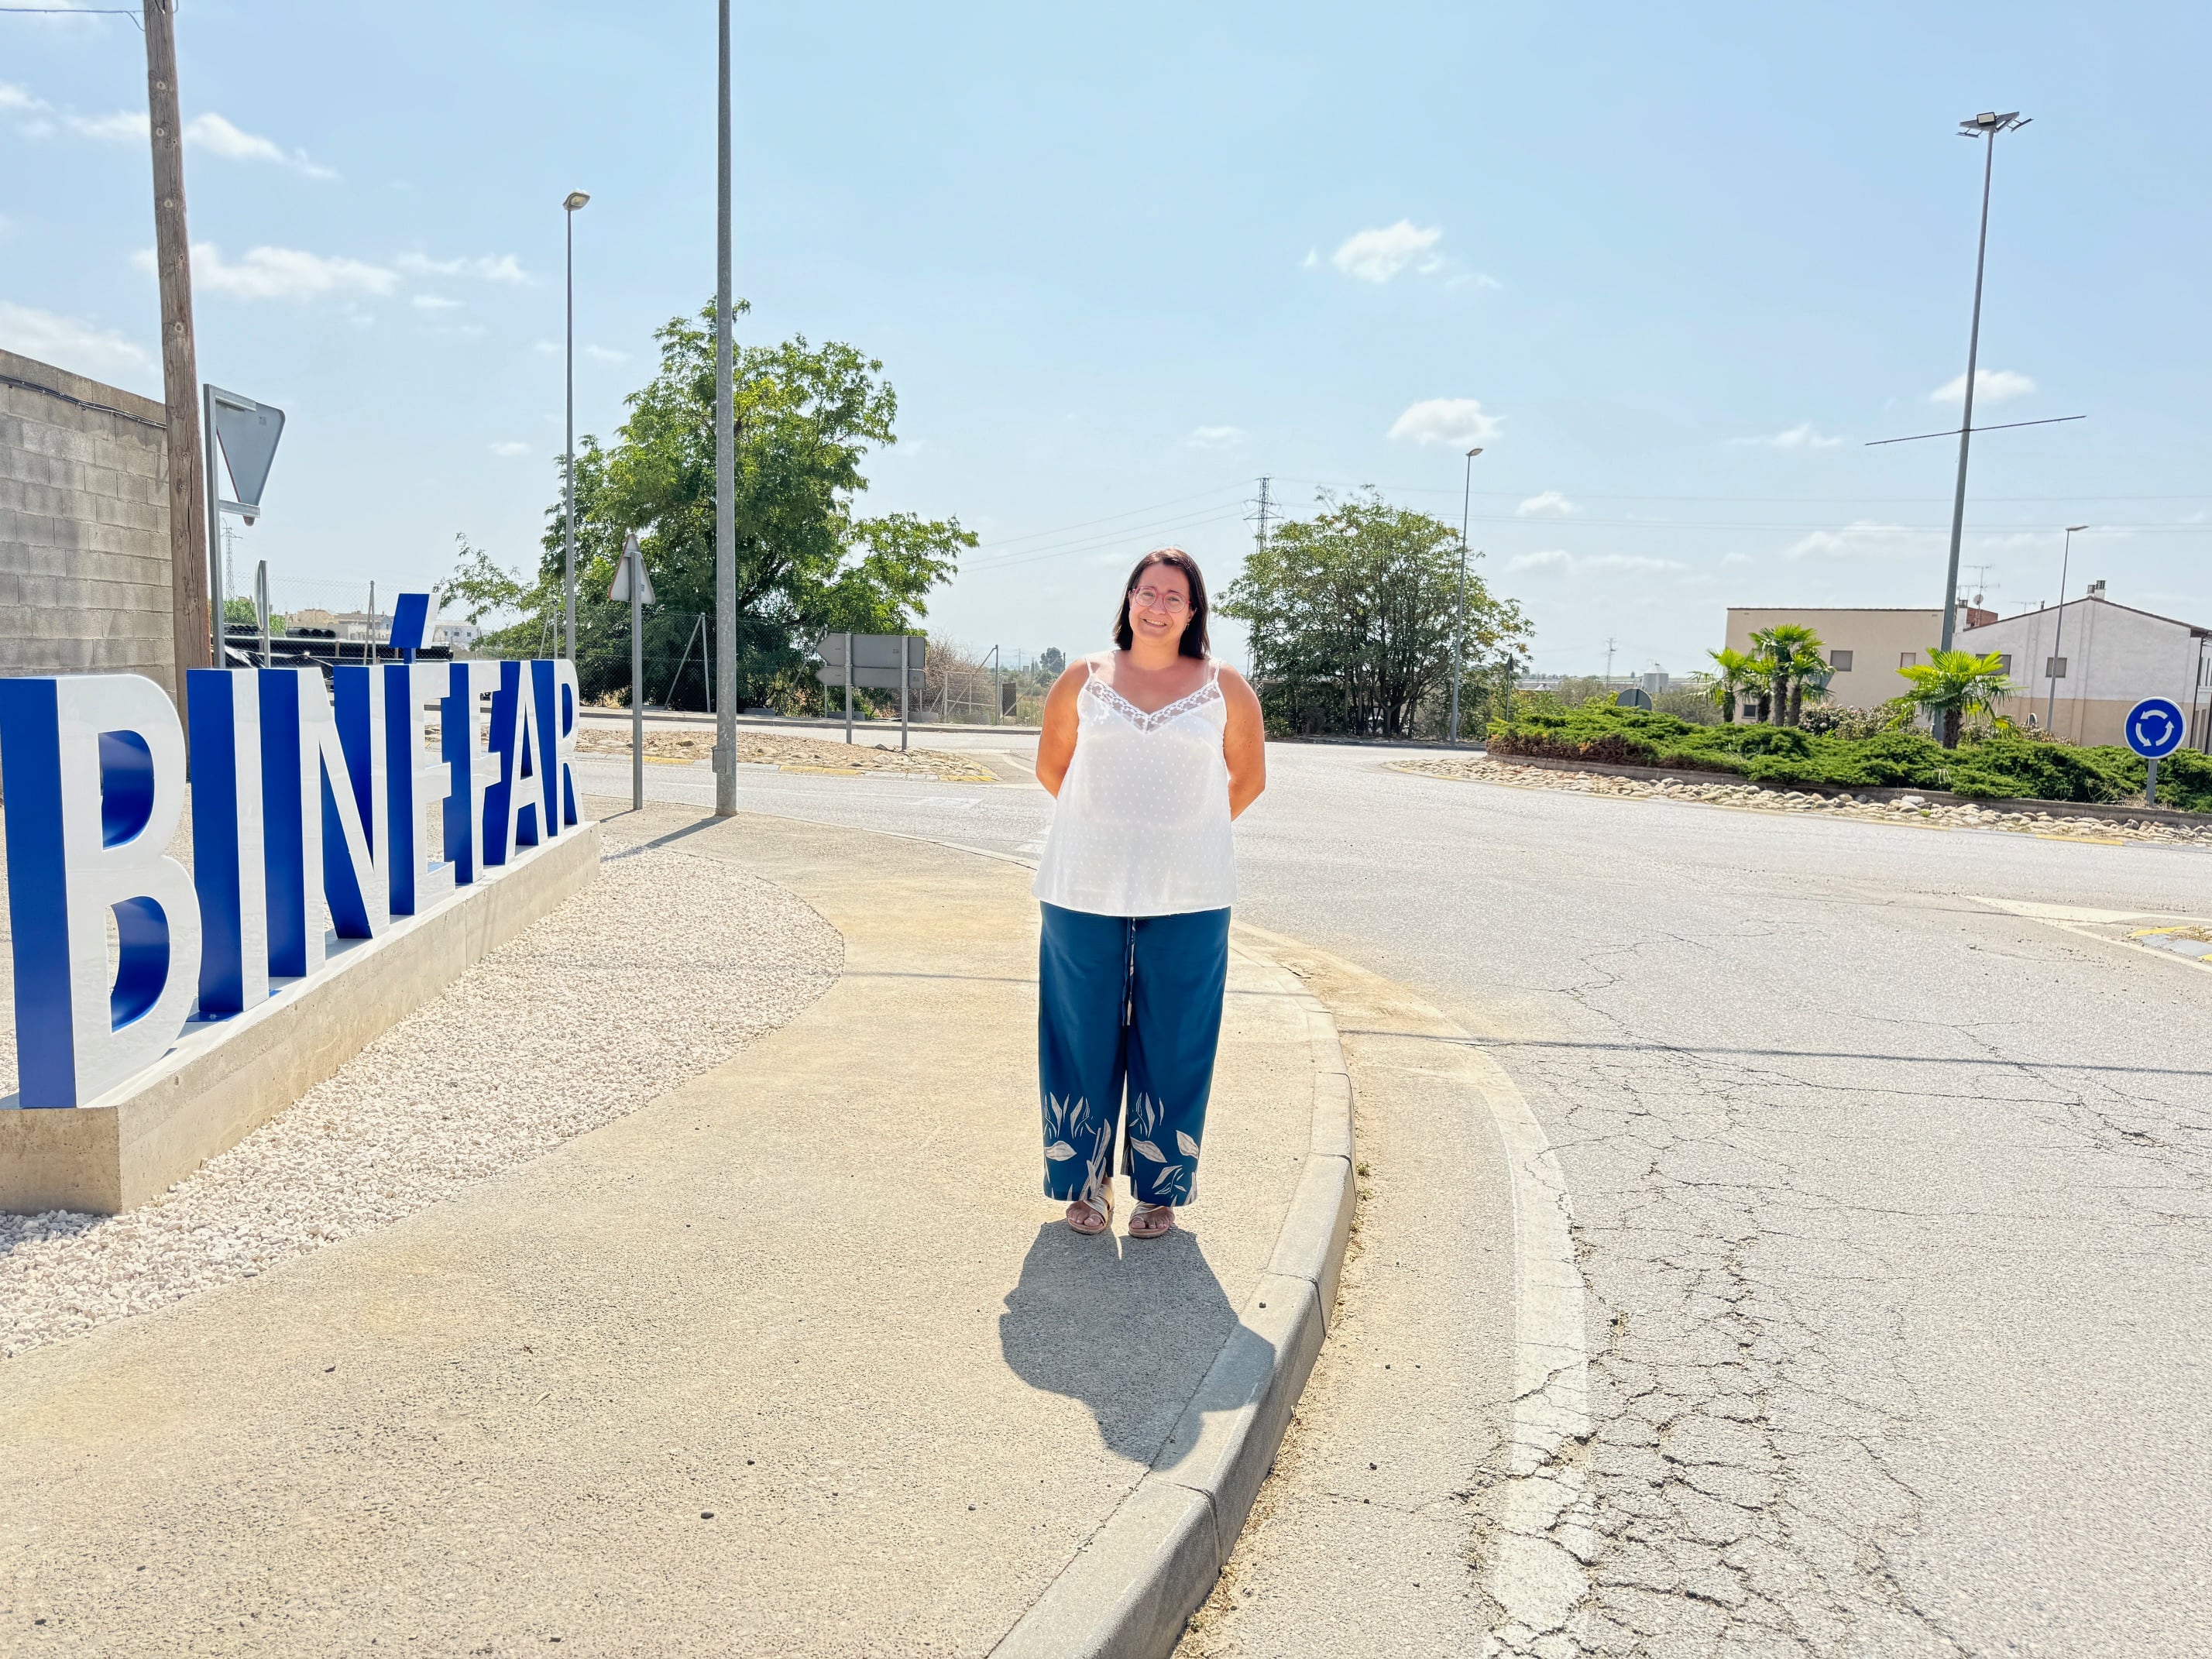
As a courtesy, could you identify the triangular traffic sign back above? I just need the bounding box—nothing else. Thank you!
[208,386,285,510]
[608,534,656,605]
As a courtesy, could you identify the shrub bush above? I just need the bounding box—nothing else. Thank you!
[1485,702,2209,812]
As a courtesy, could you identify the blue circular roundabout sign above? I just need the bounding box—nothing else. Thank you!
[2125,696,2186,761]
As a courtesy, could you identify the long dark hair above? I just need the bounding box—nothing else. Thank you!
[1111,548,1211,658]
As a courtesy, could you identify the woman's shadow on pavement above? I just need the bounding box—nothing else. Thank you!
[998,1221,1254,1462]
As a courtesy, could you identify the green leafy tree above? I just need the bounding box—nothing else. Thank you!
[437,533,548,627]
[1899,648,2015,748]
[448,302,972,708]
[1221,490,1530,738]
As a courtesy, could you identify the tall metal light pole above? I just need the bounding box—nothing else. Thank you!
[1448,445,1483,744]
[1939,110,2030,653]
[2043,523,2088,736]
[562,190,589,661]
[713,0,739,817]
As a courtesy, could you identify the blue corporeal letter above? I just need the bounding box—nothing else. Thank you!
[259,668,386,979]
[187,668,269,1015]
[442,660,503,884]
[385,661,455,915]
[0,674,203,1108]
[532,658,582,835]
[485,660,543,866]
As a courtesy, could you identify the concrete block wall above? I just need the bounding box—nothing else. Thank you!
[0,346,174,699]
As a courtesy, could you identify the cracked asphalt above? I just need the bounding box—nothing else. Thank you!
[575,732,2212,1657]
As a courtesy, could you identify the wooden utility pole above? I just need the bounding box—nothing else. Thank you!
[143,0,211,696]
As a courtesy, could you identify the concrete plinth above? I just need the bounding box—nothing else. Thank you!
[0,824,601,1214]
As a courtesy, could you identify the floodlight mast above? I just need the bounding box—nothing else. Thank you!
[562,190,589,662]
[1448,445,1484,744]
[2044,523,2089,737]
[1939,111,2030,653]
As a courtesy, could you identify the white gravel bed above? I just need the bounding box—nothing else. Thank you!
[0,836,841,1360]
[1396,754,2212,849]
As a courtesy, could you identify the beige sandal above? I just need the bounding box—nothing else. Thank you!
[1128,1202,1174,1240]
[1066,1184,1115,1236]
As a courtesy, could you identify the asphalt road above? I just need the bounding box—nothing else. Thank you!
[575,736,2212,1657]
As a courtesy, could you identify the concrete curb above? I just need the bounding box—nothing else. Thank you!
[990,956,1355,1659]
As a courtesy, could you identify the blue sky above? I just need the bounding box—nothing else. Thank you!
[5,1,2209,677]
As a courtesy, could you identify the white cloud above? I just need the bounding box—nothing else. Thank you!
[1,82,50,114]
[1784,521,1936,562]
[61,106,335,176]
[1387,397,1501,447]
[488,441,530,458]
[1331,220,1444,283]
[67,109,145,141]
[532,339,562,356]
[138,242,399,301]
[0,299,153,380]
[1187,424,1245,449]
[1930,368,2035,404]
[1516,491,1576,517]
[397,252,531,286]
[1732,421,1843,450]
[1507,549,1687,577]
[1300,247,1318,270]
[1721,553,1755,568]
[583,344,628,363]
[411,294,463,311]
[184,112,336,179]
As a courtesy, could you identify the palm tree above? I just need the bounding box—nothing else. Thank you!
[1784,643,1832,728]
[1705,647,1756,723]
[1898,648,2014,748]
[1748,624,1826,727]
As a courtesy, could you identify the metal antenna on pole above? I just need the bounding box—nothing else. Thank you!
[713,0,738,817]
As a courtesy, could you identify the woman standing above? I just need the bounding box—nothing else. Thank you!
[1031,549,1267,1238]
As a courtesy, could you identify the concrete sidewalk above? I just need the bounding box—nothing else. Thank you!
[0,804,1338,1654]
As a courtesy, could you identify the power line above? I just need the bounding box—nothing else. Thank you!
[1273,476,2212,506]
[963,500,1258,571]
[963,508,1255,576]
[960,482,1251,555]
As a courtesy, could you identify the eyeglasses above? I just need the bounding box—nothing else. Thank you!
[1131,586,1189,613]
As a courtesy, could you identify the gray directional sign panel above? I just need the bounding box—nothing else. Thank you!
[815,633,925,690]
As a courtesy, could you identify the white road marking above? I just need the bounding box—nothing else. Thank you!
[1467,1042,1594,1657]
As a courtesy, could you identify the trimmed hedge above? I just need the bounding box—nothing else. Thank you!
[1487,702,2212,812]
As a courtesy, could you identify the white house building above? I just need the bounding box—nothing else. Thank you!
[1961,590,2212,750]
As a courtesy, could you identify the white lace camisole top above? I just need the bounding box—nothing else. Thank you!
[1032,657,1236,918]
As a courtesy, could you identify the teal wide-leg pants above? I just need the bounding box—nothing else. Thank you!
[1038,902,1231,1209]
